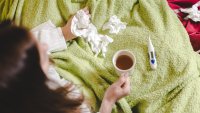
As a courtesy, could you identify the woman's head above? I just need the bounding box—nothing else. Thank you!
[0,20,84,113]
[0,20,43,89]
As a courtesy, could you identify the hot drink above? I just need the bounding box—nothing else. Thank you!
[116,55,133,70]
[112,50,136,75]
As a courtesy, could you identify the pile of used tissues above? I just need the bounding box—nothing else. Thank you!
[102,15,127,34]
[71,9,127,57]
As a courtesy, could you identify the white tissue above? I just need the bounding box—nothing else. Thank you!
[71,10,113,57]
[102,15,127,34]
[75,10,90,29]
[71,10,91,37]
[180,1,200,22]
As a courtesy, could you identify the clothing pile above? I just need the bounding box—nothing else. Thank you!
[167,0,200,51]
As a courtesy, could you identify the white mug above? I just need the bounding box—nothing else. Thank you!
[112,50,136,75]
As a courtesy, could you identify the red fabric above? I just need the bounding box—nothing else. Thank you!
[167,0,200,51]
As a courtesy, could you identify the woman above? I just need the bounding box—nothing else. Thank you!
[0,18,130,113]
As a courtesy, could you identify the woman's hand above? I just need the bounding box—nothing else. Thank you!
[61,7,90,41]
[99,73,130,113]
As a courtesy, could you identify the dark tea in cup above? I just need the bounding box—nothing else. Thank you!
[116,55,133,70]
[112,50,136,75]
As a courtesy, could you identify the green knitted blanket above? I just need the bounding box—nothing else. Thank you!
[1,0,200,113]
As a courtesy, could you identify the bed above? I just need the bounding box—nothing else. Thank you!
[1,0,200,113]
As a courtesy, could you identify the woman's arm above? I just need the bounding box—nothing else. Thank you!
[61,7,89,41]
[99,73,130,113]
[31,20,69,53]
[61,16,76,41]
[31,8,89,53]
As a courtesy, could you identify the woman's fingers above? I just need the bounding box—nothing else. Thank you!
[122,77,131,95]
[114,73,129,87]
[115,75,126,86]
[83,7,88,11]
[82,7,90,14]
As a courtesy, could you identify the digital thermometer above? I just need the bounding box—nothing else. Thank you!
[148,37,157,69]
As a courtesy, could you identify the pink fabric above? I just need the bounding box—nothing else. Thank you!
[167,0,200,51]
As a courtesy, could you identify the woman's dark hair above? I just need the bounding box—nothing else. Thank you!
[0,20,84,113]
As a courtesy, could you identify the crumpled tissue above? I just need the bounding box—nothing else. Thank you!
[180,1,200,22]
[71,10,113,57]
[102,15,127,34]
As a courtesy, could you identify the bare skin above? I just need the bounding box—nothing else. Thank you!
[61,7,90,41]
[99,73,130,113]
